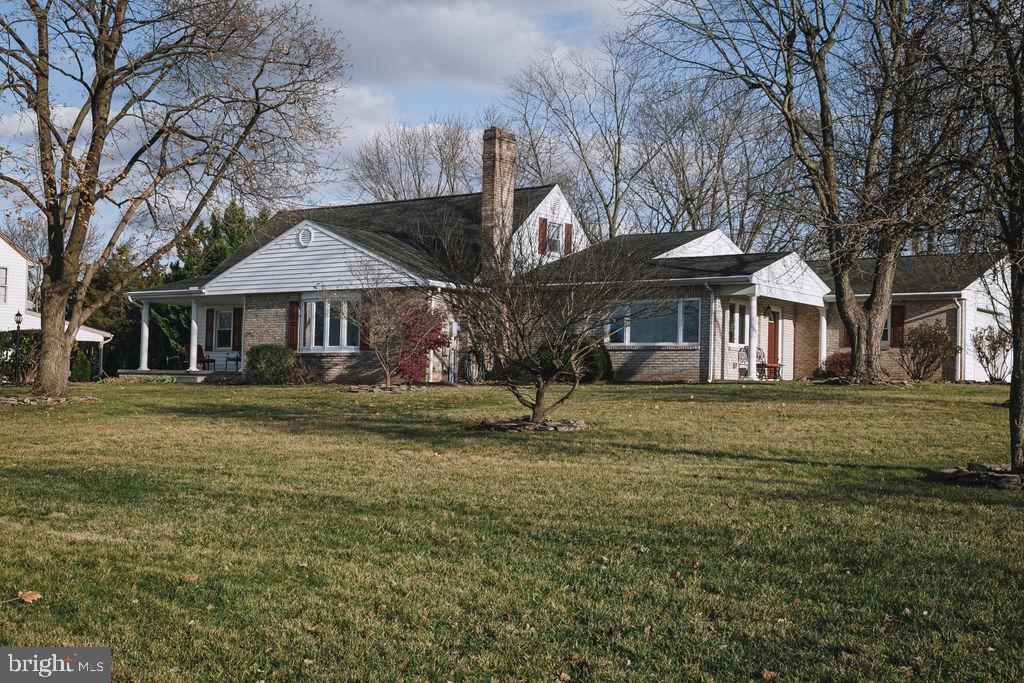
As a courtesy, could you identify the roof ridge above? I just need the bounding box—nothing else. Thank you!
[289,184,558,213]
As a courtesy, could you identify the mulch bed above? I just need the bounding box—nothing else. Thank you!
[349,384,429,394]
[478,417,589,433]
[0,395,98,407]
[939,463,1022,490]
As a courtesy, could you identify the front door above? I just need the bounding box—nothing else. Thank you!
[767,312,778,365]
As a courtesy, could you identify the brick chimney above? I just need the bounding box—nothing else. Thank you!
[481,126,516,258]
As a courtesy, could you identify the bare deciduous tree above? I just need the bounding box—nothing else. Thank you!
[345,115,479,202]
[631,83,808,251]
[937,0,1024,471]
[318,271,449,389]
[0,0,346,397]
[422,217,663,423]
[630,0,973,379]
[503,33,671,240]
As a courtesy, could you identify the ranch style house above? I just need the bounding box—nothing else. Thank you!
[125,128,1009,385]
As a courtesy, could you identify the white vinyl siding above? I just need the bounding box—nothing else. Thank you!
[203,222,418,295]
[605,299,701,346]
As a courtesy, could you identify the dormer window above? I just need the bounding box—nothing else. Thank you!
[546,220,562,255]
[539,218,572,256]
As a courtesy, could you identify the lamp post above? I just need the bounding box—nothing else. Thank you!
[13,311,23,384]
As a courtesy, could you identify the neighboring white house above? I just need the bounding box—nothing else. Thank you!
[0,234,112,346]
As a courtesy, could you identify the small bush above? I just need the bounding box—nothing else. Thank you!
[897,321,958,381]
[818,351,851,378]
[971,324,1011,383]
[245,344,297,384]
[0,330,42,384]
[580,339,613,383]
[70,348,92,381]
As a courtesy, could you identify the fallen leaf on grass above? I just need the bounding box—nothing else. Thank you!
[762,670,778,680]
[181,573,199,584]
[306,623,324,634]
[18,590,42,604]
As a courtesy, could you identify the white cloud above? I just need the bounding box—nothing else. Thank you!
[311,0,617,92]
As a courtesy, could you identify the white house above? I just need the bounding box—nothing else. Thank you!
[1,233,112,348]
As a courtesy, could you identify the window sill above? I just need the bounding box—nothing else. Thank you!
[606,343,701,351]
[299,348,362,355]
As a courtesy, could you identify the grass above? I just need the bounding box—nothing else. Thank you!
[0,381,1021,680]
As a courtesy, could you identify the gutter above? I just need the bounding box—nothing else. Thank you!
[823,291,964,302]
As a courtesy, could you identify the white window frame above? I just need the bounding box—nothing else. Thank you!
[881,313,892,348]
[545,220,563,256]
[604,298,701,347]
[728,302,748,346]
[299,294,360,353]
[0,267,6,303]
[213,309,234,350]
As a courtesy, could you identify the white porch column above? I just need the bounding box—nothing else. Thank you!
[188,299,199,372]
[747,290,759,380]
[818,306,828,367]
[138,301,150,371]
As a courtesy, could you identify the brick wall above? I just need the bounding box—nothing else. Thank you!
[823,299,959,380]
[792,305,821,379]
[242,293,292,356]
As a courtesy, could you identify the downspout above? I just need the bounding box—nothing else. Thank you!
[954,297,966,381]
[705,283,715,383]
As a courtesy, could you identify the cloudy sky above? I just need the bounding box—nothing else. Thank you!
[312,0,619,148]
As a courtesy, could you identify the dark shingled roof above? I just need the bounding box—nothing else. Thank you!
[138,185,556,293]
[546,230,793,281]
[809,254,998,295]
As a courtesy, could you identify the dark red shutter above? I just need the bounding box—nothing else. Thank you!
[232,307,242,351]
[286,301,300,350]
[891,304,906,347]
[538,217,548,254]
[205,309,214,348]
[564,223,573,254]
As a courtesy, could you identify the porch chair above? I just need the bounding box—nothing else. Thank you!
[175,345,216,371]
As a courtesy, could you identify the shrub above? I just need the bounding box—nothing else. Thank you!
[0,330,42,384]
[70,348,92,382]
[818,350,851,378]
[897,321,959,381]
[579,338,612,383]
[245,344,297,384]
[971,324,1012,383]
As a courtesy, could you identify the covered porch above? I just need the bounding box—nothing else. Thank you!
[125,287,246,375]
[712,286,827,382]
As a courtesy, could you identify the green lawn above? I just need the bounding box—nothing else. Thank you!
[1,381,1021,680]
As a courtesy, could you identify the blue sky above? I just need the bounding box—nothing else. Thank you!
[312,0,618,146]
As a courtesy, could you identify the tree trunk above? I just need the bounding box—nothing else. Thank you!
[532,380,547,423]
[1010,261,1024,473]
[32,289,73,398]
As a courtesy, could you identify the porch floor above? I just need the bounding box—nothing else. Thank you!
[118,369,241,384]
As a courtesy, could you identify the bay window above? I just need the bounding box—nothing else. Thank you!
[300,296,360,351]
